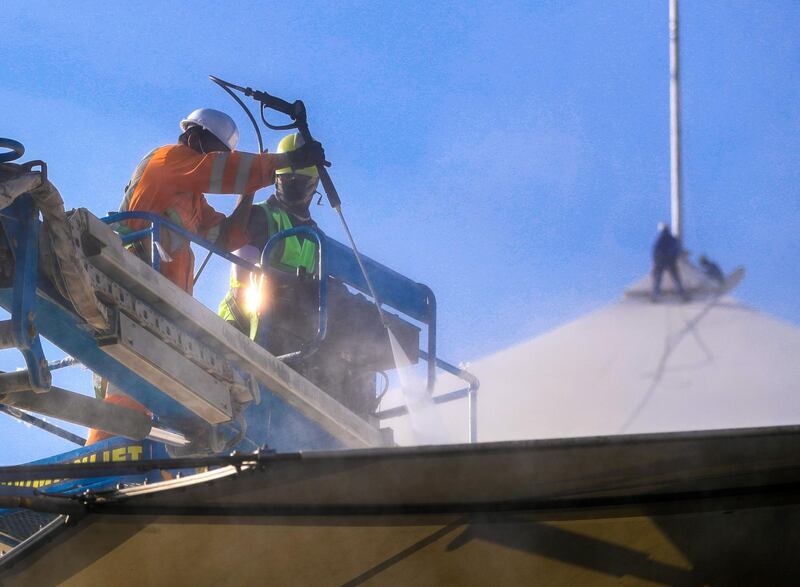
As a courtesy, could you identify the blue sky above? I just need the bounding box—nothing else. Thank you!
[1,1,798,462]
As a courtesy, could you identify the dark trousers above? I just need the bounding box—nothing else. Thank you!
[652,261,687,299]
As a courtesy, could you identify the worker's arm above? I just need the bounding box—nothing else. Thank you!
[196,196,250,252]
[215,192,255,251]
[225,204,270,267]
[165,141,325,196]
[165,147,290,195]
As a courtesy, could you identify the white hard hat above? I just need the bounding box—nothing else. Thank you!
[180,108,239,151]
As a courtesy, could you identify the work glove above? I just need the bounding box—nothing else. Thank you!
[287,140,329,170]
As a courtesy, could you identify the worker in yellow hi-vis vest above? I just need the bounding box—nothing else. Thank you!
[218,133,320,345]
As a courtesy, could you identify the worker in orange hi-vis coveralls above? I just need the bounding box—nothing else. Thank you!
[86,108,327,445]
[118,107,326,293]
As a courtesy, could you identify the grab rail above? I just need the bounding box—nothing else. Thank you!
[101,212,330,361]
[98,211,476,437]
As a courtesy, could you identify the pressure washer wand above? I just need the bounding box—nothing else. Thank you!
[288,107,388,328]
[296,118,389,328]
[334,203,389,329]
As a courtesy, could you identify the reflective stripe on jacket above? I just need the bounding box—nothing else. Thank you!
[119,144,281,292]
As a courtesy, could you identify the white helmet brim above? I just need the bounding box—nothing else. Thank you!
[180,108,239,151]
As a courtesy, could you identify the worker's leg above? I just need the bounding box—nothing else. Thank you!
[158,246,195,294]
[86,382,151,445]
[651,264,665,301]
[667,262,689,301]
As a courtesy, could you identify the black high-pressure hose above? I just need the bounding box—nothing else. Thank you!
[210,76,265,154]
[192,77,268,285]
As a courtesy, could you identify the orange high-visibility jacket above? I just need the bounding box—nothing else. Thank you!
[120,144,282,293]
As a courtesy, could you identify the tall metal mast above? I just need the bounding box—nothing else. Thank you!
[669,0,683,242]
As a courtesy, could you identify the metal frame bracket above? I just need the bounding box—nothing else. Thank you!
[0,194,51,392]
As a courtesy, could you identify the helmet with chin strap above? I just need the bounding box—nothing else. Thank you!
[180,108,239,151]
[275,133,319,177]
[274,133,320,211]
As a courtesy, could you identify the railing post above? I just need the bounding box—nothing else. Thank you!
[260,226,329,361]
[469,386,478,444]
[151,221,161,272]
[415,350,479,444]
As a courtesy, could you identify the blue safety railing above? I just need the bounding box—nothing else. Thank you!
[100,211,479,441]
[100,211,438,382]
[102,212,332,360]
[102,211,260,274]
[375,351,479,443]
[258,225,328,360]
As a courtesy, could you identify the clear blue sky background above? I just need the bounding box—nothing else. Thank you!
[1,1,798,463]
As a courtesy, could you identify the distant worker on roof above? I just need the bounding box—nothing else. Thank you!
[118,108,326,294]
[651,222,689,302]
[218,132,320,342]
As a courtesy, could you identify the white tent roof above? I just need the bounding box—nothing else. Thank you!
[383,262,800,444]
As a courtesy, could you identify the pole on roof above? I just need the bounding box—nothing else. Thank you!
[669,0,683,243]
